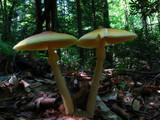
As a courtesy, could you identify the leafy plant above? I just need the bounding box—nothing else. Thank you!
[118,82,128,90]
[0,40,15,73]
[0,40,14,56]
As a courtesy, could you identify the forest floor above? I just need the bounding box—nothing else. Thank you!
[0,55,160,120]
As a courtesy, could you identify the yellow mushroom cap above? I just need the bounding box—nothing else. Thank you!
[77,28,137,48]
[13,31,78,50]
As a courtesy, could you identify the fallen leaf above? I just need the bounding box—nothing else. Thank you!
[44,115,90,120]
[34,97,56,108]
[8,75,19,87]
[123,97,140,111]
[96,95,110,112]
[101,88,118,102]
[20,80,31,92]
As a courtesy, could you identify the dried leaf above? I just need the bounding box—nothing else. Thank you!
[123,97,140,111]
[34,97,56,108]
[8,75,19,87]
[34,78,56,85]
[44,115,90,120]
[42,108,60,118]
[101,88,118,102]
[7,75,19,93]
[104,69,115,76]
[96,96,110,112]
[20,80,31,92]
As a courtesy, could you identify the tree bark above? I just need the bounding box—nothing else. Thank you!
[76,0,84,61]
[51,0,57,31]
[103,0,112,67]
[44,0,51,30]
[142,15,148,39]
[35,0,43,34]
[103,0,110,28]
[76,0,82,37]
[2,0,17,41]
[43,0,57,31]
[138,0,148,39]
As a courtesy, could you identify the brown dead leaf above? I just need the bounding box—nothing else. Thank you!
[123,97,140,111]
[42,108,60,118]
[104,68,115,76]
[58,104,65,113]
[20,80,31,92]
[34,97,56,108]
[7,75,19,93]
[44,115,90,120]
[8,75,19,87]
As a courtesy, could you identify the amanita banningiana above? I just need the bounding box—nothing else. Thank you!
[77,28,137,118]
[13,31,78,115]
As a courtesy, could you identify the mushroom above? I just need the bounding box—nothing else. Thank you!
[77,28,137,117]
[13,31,77,115]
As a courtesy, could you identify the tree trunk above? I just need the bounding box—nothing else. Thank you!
[44,0,51,30]
[35,0,43,34]
[31,0,45,62]
[2,0,17,41]
[76,0,82,37]
[103,0,110,28]
[44,0,57,31]
[76,0,84,61]
[142,15,148,39]
[138,0,148,39]
[51,0,57,31]
[103,0,112,67]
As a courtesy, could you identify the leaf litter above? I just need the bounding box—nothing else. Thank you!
[0,66,160,120]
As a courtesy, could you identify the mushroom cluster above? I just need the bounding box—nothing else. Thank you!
[13,28,137,118]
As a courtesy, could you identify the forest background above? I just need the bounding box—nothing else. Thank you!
[0,0,159,73]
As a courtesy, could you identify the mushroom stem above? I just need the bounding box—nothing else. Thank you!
[48,47,74,115]
[86,39,106,118]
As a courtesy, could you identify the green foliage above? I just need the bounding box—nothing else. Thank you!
[80,56,96,71]
[57,0,78,36]
[115,65,126,74]
[0,40,14,56]
[0,0,36,42]
[33,51,48,60]
[60,46,80,71]
[113,29,160,71]
[0,75,11,82]
[0,0,159,73]
[109,0,126,29]
[129,0,159,16]
[117,117,123,120]
[118,82,127,90]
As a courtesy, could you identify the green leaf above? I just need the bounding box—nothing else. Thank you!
[0,40,14,56]
[118,82,127,90]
